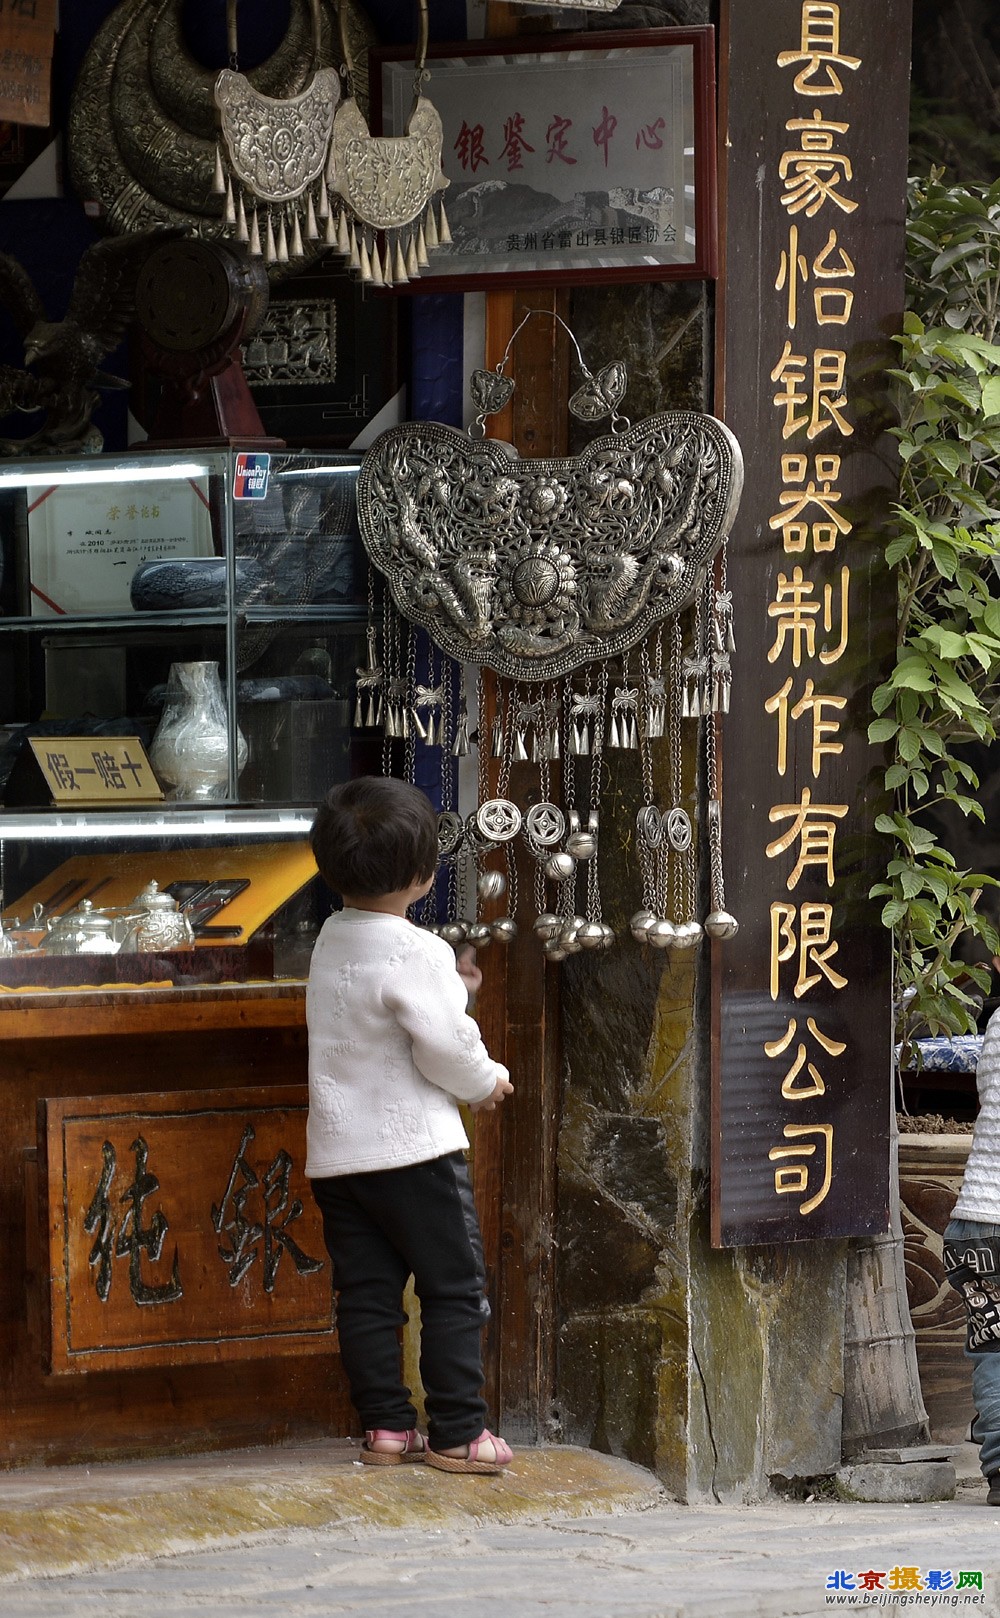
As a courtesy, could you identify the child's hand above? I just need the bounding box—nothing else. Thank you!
[456,944,483,1000]
[470,1067,513,1113]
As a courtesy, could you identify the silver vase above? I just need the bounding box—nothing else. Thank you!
[150,661,248,801]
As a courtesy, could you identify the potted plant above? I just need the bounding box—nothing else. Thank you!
[871,173,1000,1438]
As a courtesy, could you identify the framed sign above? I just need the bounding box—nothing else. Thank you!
[374,28,717,290]
[26,471,214,616]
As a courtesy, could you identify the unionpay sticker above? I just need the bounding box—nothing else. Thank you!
[233,452,270,500]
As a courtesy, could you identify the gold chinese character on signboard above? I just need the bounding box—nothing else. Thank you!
[767,787,848,889]
[770,342,854,440]
[766,566,850,667]
[779,110,858,217]
[768,1123,834,1215]
[764,677,846,777]
[769,452,850,553]
[770,900,849,999]
[776,4,861,96]
[765,1016,847,1098]
[776,226,856,329]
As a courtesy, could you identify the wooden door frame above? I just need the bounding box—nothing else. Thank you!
[473,283,569,1440]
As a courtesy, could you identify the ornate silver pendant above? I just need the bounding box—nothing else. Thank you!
[356,413,743,683]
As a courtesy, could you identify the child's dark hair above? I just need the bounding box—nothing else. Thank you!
[311,775,438,898]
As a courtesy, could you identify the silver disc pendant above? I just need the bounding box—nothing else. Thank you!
[637,805,664,849]
[665,807,693,852]
[437,811,465,859]
[476,799,522,842]
[525,802,566,847]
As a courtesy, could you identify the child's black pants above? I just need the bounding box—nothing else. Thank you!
[310,1151,488,1451]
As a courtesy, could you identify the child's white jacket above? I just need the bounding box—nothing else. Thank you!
[305,909,502,1178]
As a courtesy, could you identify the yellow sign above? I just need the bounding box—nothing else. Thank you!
[28,736,163,806]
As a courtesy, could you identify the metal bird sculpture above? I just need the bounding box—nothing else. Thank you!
[0,231,173,455]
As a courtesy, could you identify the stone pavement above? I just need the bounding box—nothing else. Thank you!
[0,1440,999,1617]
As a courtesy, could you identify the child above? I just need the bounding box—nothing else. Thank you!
[306,774,514,1475]
[944,1003,1000,1505]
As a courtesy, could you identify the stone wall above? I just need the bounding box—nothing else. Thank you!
[554,276,849,1502]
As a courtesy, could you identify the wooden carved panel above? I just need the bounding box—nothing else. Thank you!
[40,1085,333,1374]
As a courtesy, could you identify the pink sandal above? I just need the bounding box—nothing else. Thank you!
[425,1429,513,1475]
[360,1428,427,1466]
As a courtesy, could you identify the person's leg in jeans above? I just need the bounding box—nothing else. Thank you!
[945,1217,1000,1481]
[311,1173,418,1434]
[347,1153,489,1451]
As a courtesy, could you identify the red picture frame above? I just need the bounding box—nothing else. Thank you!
[372,28,718,292]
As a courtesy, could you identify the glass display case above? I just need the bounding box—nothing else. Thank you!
[0,448,374,992]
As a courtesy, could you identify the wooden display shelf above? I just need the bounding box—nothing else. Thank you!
[3,841,318,946]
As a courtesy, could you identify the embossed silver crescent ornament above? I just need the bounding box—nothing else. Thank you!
[665,808,693,852]
[525,802,566,847]
[355,412,744,682]
[476,799,522,842]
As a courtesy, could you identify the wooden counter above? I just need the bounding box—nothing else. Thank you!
[0,981,307,1041]
[0,981,352,1467]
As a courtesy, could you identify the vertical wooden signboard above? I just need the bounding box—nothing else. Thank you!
[714,0,912,1244]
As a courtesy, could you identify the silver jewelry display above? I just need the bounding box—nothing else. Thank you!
[325,0,450,287]
[213,0,340,267]
[356,312,743,683]
[351,314,744,957]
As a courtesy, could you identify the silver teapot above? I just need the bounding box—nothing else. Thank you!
[119,882,195,954]
[44,900,120,956]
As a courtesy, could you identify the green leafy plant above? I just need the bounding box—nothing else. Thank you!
[871,174,1000,1059]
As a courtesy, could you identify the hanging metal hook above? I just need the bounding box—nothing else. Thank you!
[467,308,630,437]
